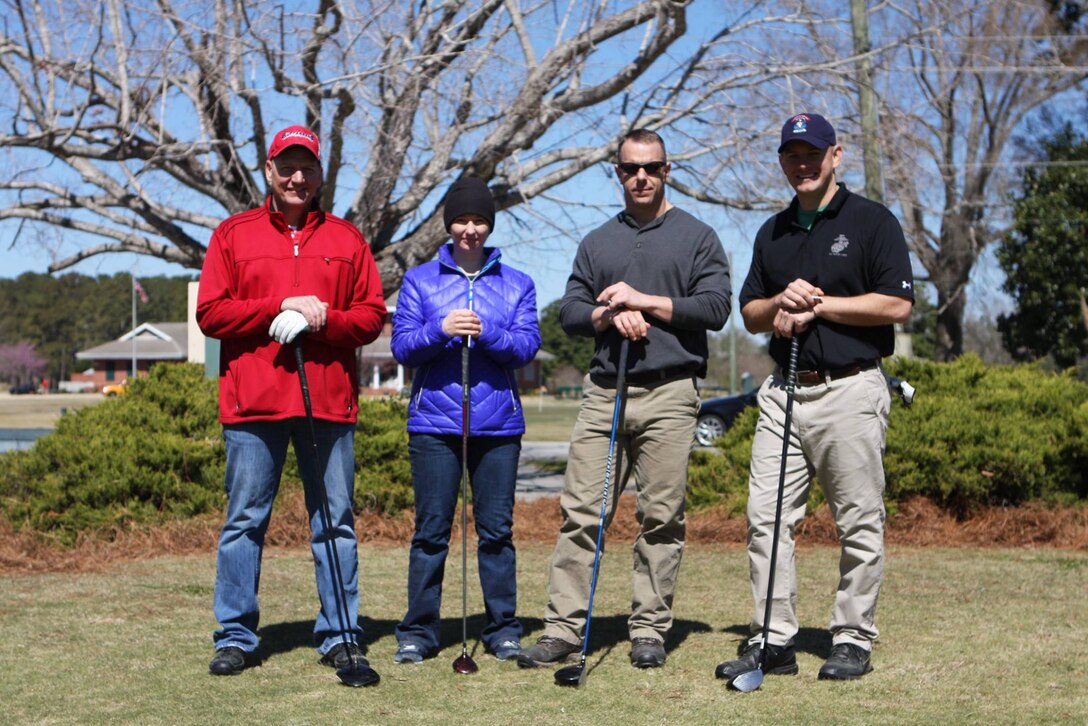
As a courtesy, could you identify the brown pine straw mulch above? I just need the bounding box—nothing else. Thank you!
[1,492,1085,575]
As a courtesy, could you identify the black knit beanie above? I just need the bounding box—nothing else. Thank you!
[443,176,496,231]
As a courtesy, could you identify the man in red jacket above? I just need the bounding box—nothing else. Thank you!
[197,125,387,677]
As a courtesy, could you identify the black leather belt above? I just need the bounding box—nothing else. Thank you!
[791,360,879,386]
[594,365,694,388]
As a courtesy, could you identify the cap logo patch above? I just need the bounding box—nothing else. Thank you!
[281,130,316,142]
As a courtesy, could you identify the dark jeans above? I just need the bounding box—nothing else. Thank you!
[395,433,523,653]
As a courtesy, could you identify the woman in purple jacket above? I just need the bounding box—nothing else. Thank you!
[391,177,541,664]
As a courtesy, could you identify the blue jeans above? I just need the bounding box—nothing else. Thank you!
[395,434,523,653]
[213,419,361,655]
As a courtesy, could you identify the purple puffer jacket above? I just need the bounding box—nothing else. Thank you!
[392,244,541,436]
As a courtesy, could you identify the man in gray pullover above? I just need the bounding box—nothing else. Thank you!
[519,128,731,670]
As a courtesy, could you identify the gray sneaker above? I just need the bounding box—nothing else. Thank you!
[492,639,521,661]
[516,636,580,668]
[393,641,425,664]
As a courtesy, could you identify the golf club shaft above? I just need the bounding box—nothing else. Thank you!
[295,343,358,666]
[579,337,630,667]
[460,342,471,657]
[757,335,799,672]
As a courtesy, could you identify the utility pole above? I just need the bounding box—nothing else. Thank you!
[850,0,884,203]
[729,252,737,395]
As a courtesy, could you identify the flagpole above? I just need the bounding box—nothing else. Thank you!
[131,274,137,380]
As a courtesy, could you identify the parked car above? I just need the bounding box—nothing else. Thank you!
[8,382,36,395]
[695,389,759,447]
[102,381,128,397]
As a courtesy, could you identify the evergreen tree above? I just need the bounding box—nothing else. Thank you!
[996,125,1088,367]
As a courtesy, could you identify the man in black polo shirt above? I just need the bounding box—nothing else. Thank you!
[715,113,914,682]
[518,128,731,671]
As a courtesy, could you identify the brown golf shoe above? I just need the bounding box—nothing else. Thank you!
[516,636,580,668]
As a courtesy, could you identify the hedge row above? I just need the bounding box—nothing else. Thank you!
[4,355,1086,544]
[688,354,1088,516]
[0,363,412,544]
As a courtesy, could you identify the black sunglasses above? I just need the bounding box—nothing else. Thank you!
[616,160,667,175]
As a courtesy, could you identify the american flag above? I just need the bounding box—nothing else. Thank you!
[132,277,150,304]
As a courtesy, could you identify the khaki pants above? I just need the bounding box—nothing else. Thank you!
[541,374,698,644]
[746,367,890,650]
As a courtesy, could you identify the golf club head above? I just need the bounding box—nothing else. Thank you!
[336,663,381,688]
[726,668,764,693]
[554,664,585,687]
[452,653,479,674]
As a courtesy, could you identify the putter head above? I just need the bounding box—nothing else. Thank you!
[726,668,764,693]
[452,653,479,674]
[554,664,584,687]
[337,663,381,688]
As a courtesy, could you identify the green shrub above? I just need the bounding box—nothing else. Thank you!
[686,355,1088,516]
[353,397,412,513]
[686,405,758,514]
[0,363,414,544]
[0,364,225,544]
[883,355,1088,513]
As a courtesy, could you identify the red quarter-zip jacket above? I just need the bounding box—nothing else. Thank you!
[197,198,387,424]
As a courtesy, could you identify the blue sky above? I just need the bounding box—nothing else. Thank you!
[0,0,1017,319]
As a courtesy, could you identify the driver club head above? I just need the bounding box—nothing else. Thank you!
[554,663,585,687]
[726,668,764,693]
[336,663,381,688]
[452,653,479,674]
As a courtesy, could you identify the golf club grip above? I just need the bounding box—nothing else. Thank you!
[294,344,313,419]
[614,338,630,391]
[758,335,800,671]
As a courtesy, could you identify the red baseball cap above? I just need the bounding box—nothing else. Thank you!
[268,125,321,161]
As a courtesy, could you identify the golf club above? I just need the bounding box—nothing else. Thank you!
[294,343,380,688]
[555,337,630,688]
[727,335,800,693]
[452,342,479,675]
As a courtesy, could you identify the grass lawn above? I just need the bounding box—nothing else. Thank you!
[522,396,581,441]
[0,392,104,428]
[1,542,1084,725]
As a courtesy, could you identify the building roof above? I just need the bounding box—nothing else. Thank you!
[76,322,188,362]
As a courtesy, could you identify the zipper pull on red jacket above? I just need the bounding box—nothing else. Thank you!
[293,242,299,257]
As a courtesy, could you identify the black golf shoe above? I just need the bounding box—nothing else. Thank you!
[714,641,798,680]
[516,636,580,668]
[320,642,369,670]
[630,637,666,668]
[209,646,248,676]
[818,643,872,680]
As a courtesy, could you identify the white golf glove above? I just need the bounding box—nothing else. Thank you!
[269,310,310,344]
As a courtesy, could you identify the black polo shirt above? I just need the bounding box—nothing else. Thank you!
[739,183,914,371]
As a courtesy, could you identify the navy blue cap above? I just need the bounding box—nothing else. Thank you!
[778,113,836,153]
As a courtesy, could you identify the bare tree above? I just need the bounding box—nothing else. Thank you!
[688,0,1087,361]
[0,0,790,296]
[880,0,1087,360]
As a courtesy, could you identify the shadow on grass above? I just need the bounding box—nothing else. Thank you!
[721,623,833,659]
[255,616,399,664]
[253,613,715,666]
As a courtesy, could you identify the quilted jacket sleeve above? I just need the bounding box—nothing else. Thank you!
[390,267,451,368]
